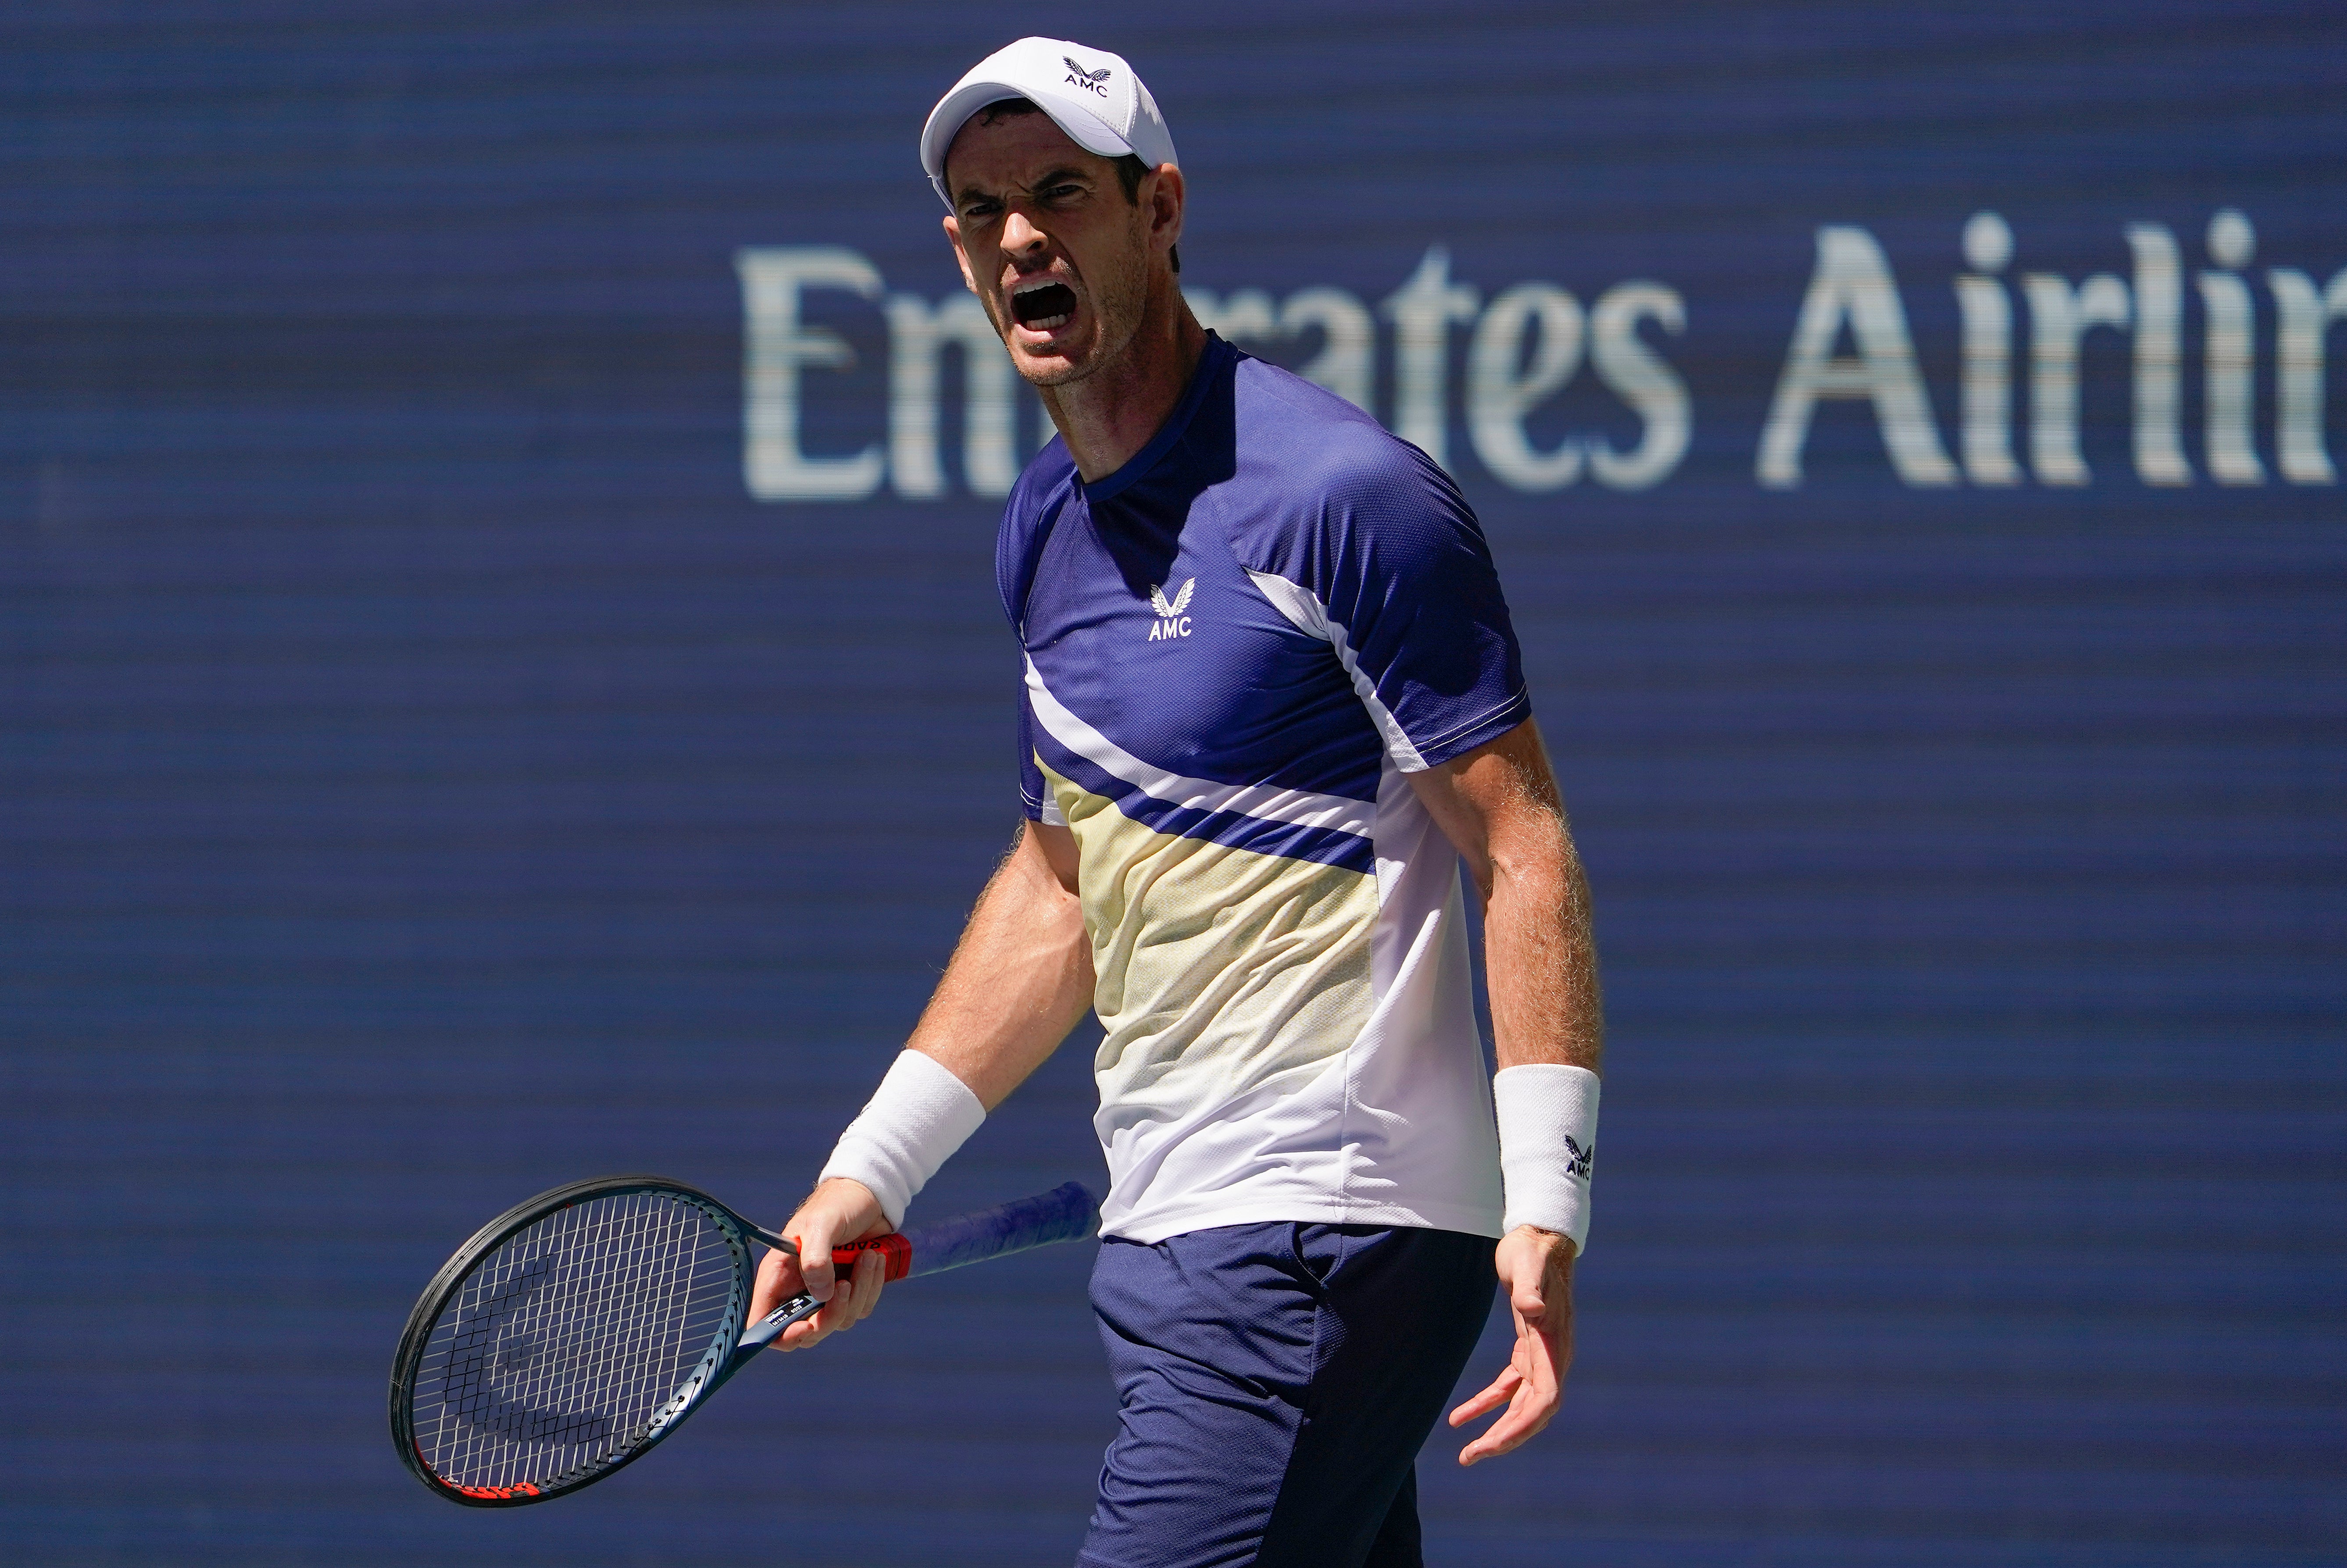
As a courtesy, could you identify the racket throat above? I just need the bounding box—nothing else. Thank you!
[736,1292,825,1354]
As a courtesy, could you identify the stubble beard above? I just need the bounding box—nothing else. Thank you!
[997,217,1154,392]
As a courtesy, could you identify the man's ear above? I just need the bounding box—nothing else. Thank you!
[943,214,980,295]
[1147,165,1185,257]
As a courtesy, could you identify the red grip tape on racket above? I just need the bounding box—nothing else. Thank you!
[829,1233,913,1282]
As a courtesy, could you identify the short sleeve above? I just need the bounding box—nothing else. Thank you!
[1248,436,1530,773]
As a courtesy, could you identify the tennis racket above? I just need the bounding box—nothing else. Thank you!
[389,1173,1098,1506]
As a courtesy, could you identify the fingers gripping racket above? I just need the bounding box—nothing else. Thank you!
[389,1175,1098,1506]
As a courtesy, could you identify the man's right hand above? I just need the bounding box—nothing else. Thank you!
[748,1176,891,1352]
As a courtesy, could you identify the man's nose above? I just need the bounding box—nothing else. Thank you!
[1002,208,1047,255]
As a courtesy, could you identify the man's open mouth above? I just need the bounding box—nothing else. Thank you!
[1010,281,1077,331]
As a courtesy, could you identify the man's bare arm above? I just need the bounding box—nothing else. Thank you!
[750,819,1093,1348]
[902,818,1093,1108]
[1405,718,1604,1465]
[1408,718,1601,1076]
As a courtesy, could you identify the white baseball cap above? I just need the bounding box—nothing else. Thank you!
[920,37,1178,209]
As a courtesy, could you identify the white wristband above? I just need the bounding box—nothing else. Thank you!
[817,1051,986,1229]
[1494,1063,1600,1254]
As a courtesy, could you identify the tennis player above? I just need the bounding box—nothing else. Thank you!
[750,37,1605,1567]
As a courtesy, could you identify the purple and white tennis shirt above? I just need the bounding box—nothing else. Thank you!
[997,335,1532,1244]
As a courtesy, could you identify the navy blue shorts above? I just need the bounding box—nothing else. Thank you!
[1078,1221,1495,1568]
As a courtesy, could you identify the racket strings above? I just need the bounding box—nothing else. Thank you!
[409,1191,742,1493]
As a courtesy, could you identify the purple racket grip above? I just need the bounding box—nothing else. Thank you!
[898,1180,1099,1278]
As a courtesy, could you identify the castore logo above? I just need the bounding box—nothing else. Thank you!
[1147,578,1193,641]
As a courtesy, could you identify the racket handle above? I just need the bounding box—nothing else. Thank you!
[897,1180,1100,1279]
[829,1232,914,1282]
[824,1184,1098,1281]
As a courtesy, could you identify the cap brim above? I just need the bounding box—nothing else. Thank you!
[921,80,1135,204]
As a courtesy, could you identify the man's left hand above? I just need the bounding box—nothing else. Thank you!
[1447,1224,1575,1465]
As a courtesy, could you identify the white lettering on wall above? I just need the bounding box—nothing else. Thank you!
[2200,210,2264,485]
[1281,288,1378,411]
[1459,281,1693,492]
[739,215,2337,500]
[1759,225,1959,488]
[736,246,885,501]
[2127,224,2192,486]
[2269,260,2347,484]
[1467,282,1586,491]
[1193,287,1277,341]
[1382,246,1482,469]
[1956,212,2022,486]
[1187,286,1378,411]
[886,293,1021,499]
[1587,282,1691,490]
[2022,263,2132,486]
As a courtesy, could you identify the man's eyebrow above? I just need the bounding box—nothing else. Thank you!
[956,167,1097,207]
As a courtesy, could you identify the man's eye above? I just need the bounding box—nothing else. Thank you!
[1043,185,1081,200]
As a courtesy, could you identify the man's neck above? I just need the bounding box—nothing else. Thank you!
[1040,285,1211,484]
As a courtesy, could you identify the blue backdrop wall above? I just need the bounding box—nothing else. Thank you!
[4,3,2343,1564]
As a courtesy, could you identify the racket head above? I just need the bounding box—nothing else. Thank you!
[389,1174,761,1507]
